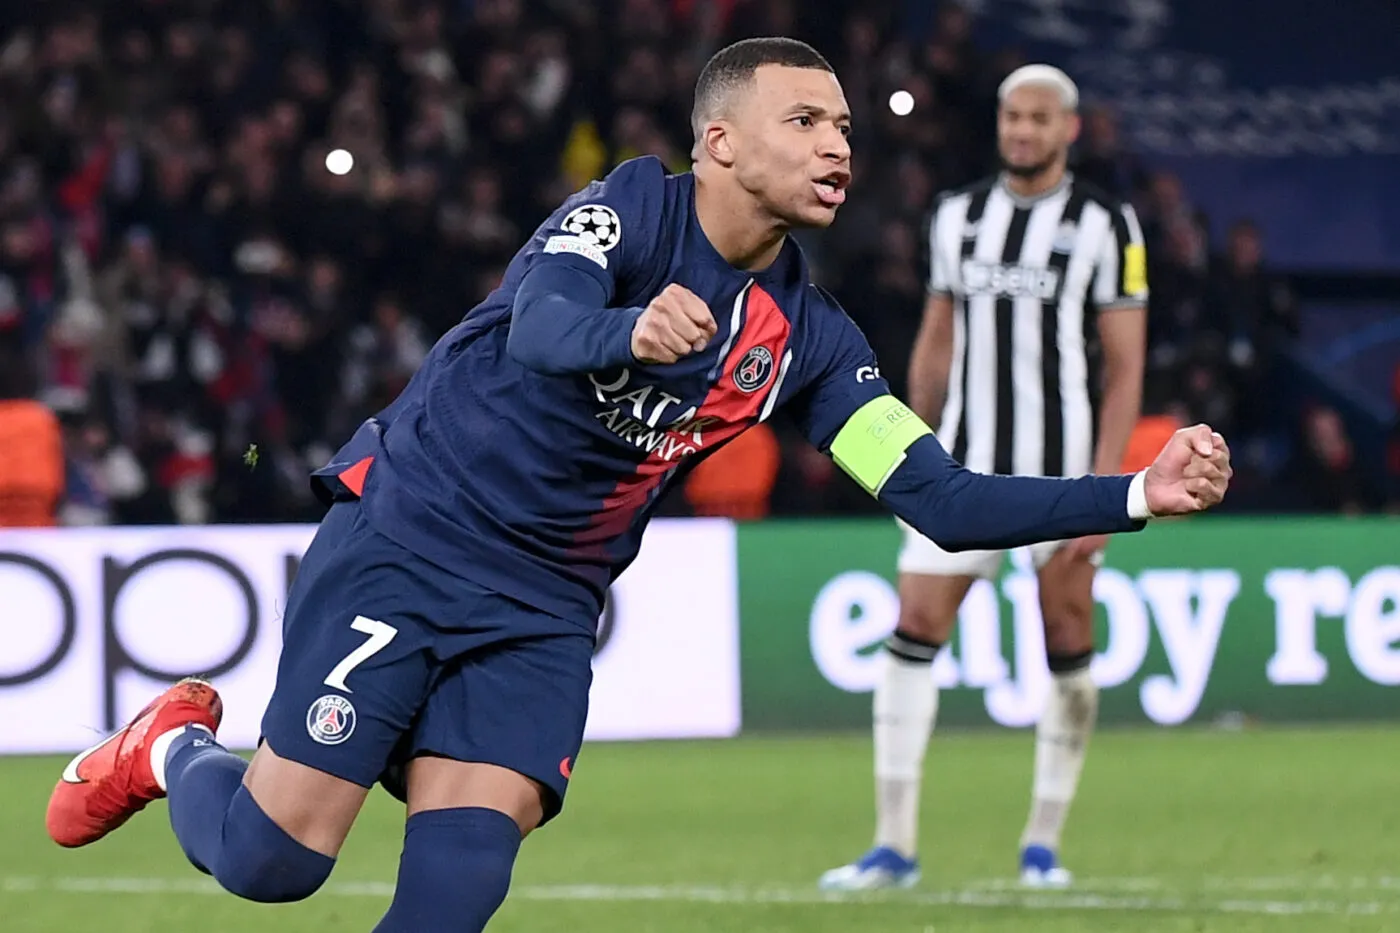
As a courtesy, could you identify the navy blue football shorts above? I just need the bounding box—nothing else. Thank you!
[259,499,593,824]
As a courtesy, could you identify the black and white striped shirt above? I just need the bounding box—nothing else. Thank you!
[928,173,1147,478]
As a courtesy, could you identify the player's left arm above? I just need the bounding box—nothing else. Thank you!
[787,310,1159,553]
[1090,202,1149,477]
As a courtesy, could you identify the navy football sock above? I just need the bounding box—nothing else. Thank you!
[372,807,523,933]
[166,733,334,902]
[165,728,246,875]
[211,786,335,902]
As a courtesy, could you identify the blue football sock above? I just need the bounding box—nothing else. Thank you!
[372,807,523,933]
[165,727,246,875]
[166,732,334,902]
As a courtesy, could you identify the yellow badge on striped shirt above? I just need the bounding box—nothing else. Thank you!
[1123,244,1148,297]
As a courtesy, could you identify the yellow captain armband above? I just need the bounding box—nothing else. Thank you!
[828,396,934,496]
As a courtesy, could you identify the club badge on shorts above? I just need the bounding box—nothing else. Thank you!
[306,695,357,745]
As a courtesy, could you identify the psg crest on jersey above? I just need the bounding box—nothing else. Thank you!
[734,345,775,393]
[560,204,622,251]
[306,694,357,745]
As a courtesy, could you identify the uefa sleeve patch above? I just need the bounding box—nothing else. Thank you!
[545,235,609,269]
[559,204,622,251]
[1123,243,1148,297]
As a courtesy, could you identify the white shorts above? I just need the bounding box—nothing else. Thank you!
[895,519,1104,580]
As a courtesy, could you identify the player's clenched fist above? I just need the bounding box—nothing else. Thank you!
[1143,424,1233,516]
[631,284,718,365]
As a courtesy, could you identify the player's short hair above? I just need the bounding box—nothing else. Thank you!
[998,64,1079,111]
[691,37,834,142]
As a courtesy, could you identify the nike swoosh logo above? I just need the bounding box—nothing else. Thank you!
[60,733,121,784]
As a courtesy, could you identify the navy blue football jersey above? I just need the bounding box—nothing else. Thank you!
[313,157,1143,626]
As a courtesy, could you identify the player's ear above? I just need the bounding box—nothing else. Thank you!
[1065,111,1082,146]
[703,122,737,168]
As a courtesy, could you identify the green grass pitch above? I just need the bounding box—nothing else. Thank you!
[4,728,1398,932]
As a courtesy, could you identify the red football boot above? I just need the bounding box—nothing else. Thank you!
[46,677,223,848]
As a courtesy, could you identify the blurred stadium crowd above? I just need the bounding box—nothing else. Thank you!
[0,0,1394,527]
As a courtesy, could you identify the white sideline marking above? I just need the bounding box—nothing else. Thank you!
[2,876,1398,916]
[1207,876,1400,892]
[964,875,1400,894]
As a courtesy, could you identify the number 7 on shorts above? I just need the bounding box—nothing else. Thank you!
[323,616,398,693]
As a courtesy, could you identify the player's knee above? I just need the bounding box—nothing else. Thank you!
[374,808,523,932]
[216,857,329,905]
[405,807,521,891]
[895,602,954,646]
[213,787,335,903]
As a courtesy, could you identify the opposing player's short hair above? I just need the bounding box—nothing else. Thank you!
[691,37,834,142]
[998,64,1079,111]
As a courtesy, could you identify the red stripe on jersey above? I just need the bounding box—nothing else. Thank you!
[701,283,791,429]
[338,456,374,497]
[578,284,791,547]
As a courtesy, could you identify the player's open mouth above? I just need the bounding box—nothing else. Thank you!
[813,172,849,206]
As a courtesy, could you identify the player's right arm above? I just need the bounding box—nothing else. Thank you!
[508,156,704,376]
[907,294,955,426]
[508,263,641,375]
[907,195,957,424]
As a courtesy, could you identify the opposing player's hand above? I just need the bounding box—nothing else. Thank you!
[631,284,717,365]
[1143,424,1232,517]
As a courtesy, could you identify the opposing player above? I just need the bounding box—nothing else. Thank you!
[820,65,1149,892]
[46,42,1225,931]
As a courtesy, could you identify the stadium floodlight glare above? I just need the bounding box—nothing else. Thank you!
[325,149,354,175]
